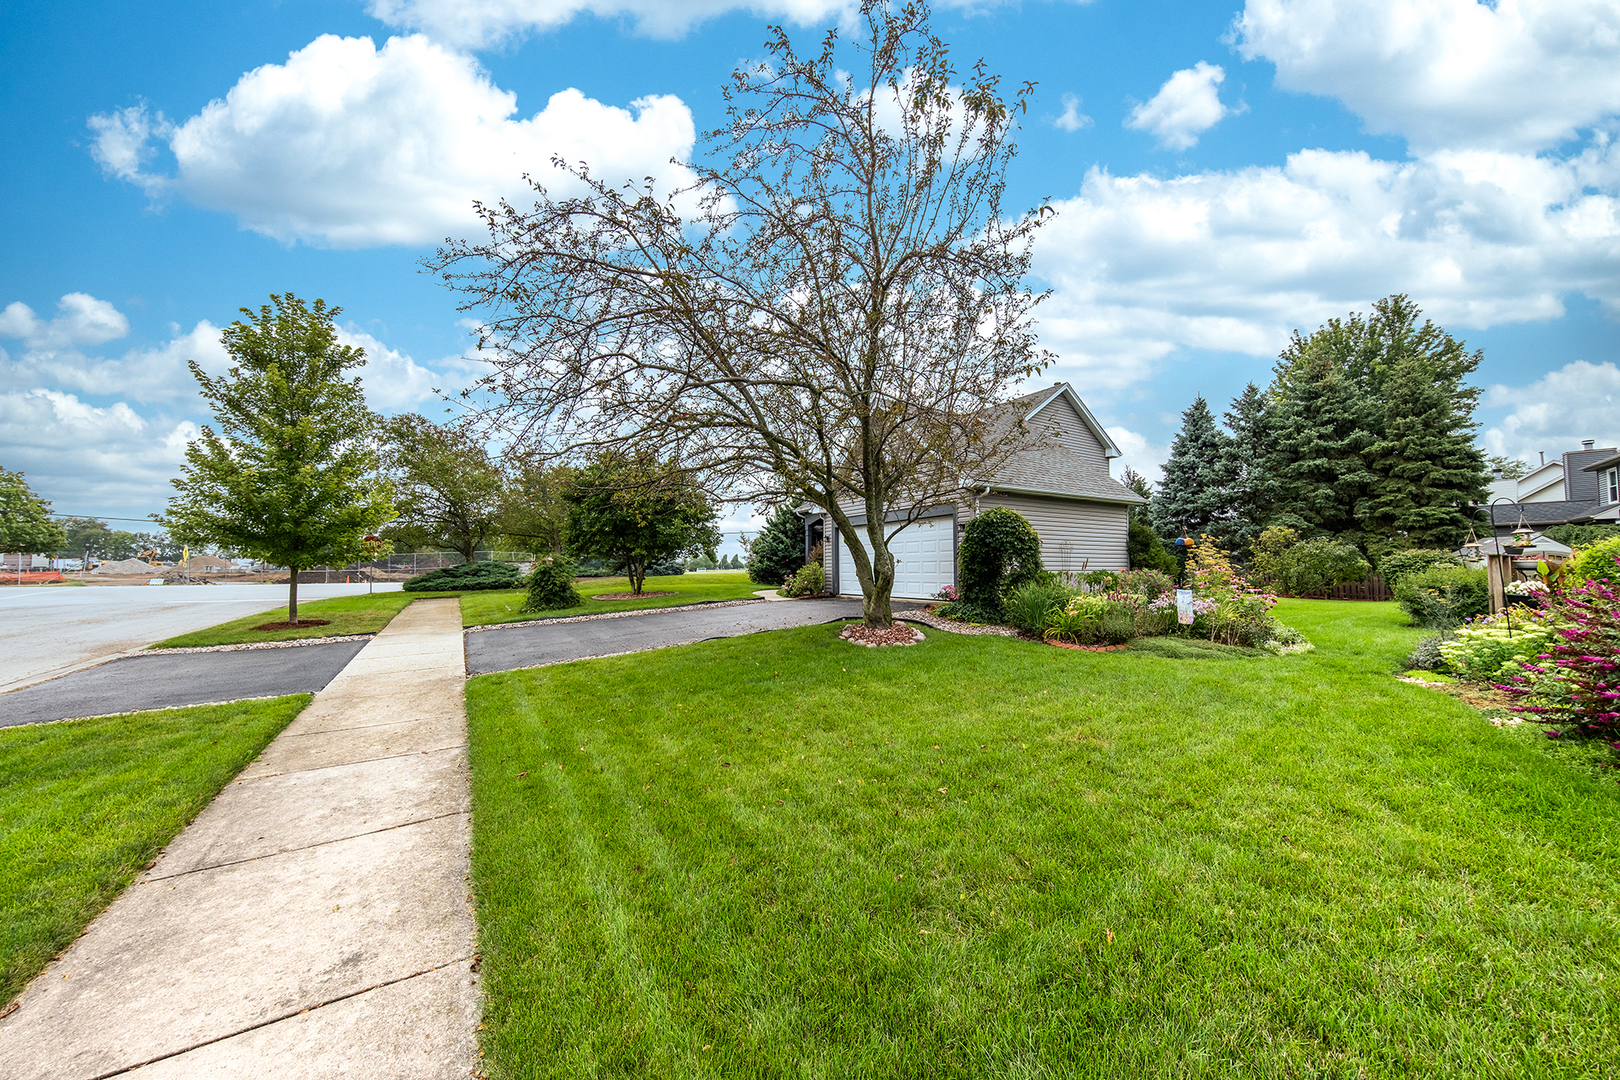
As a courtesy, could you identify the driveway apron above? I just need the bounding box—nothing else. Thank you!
[0,597,480,1079]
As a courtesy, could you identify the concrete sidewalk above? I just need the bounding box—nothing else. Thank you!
[0,598,480,1079]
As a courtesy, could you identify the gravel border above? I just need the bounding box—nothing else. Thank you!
[463,597,769,634]
[905,607,1020,637]
[143,634,376,655]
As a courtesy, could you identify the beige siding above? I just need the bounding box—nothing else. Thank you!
[1028,393,1109,469]
[980,492,1129,572]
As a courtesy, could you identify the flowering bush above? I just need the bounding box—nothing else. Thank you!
[1044,593,1135,645]
[1505,579,1549,597]
[1438,612,1559,682]
[931,584,960,602]
[1498,560,1620,748]
[1118,568,1174,601]
[780,561,825,597]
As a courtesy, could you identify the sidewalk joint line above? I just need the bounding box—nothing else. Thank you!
[87,956,477,1080]
[242,742,469,779]
[142,810,471,882]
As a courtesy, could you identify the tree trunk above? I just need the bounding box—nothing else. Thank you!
[861,534,896,628]
[629,555,646,595]
[288,566,300,624]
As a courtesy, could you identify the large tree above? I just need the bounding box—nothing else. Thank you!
[498,454,576,555]
[431,1,1049,627]
[1149,397,1231,542]
[381,413,504,564]
[162,294,394,623]
[563,450,721,595]
[0,468,66,556]
[1267,331,1377,540]
[1216,383,1277,555]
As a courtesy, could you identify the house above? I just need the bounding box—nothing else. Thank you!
[802,383,1145,600]
[1487,440,1620,533]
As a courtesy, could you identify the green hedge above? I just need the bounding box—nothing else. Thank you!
[403,561,522,592]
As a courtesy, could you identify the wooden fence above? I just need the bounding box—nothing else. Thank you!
[1325,574,1393,602]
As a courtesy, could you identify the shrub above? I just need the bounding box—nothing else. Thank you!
[933,599,1003,624]
[1261,624,1314,655]
[1004,579,1073,635]
[1498,574,1620,747]
[1118,568,1174,601]
[1543,523,1620,549]
[1075,569,1119,592]
[522,556,583,611]
[1377,547,1462,586]
[1562,537,1620,588]
[1393,565,1490,628]
[1406,632,1452,672]
[748,506,806,585]
[1127,515,1180,574]
[781,560,825,598]
[403,560,522,592]
[1252,526,1370,596]
[1438,614,1559,683]
[957,508,1044,617]
[644,556,686,576]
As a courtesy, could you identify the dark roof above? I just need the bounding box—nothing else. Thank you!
[1488,500,1600,526]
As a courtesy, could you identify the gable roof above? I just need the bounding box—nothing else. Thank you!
[1003,382,1123,458]
[967,382,1143,505]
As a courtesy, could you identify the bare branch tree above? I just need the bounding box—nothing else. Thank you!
[430,0,1052,626]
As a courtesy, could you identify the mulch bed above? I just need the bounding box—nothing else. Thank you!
[252,619,332,631]
[1046,640,1129,652]
[840,622,925,648]
[589,591,677,601]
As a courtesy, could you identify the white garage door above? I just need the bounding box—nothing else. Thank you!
[836,518,955,600]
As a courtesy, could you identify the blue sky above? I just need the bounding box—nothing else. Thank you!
[4,0,1619,550]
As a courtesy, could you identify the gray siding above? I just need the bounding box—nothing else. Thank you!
[980,492,1129,572]
[1028,393,1110,470]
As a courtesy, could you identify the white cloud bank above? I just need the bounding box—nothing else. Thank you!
[89,34,698,247]
[1125,62,1232,150]
[1483,360,1620,462]
[1234,0,1620,153]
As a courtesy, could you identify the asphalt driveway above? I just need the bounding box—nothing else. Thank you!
[464,597,913,675]
[0,640,369,728]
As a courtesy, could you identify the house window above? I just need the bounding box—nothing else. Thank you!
[1609,468,1619,505]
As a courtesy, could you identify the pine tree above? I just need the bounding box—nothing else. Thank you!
[1362,353,1488,547]
[1215,383,1276,554]
[1148,397,1231,542]
[1267,344,1376,539]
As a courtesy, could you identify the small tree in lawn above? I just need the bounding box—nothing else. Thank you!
[0,468,66,559]
[747,506,806,586]
[563,451,721,595]
[430,0,1050,628]
[162,294,394,623]
[381,413,504,564]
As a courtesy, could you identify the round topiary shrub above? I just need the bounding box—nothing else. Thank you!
[957,507,1044,616]
[522,556,584,612]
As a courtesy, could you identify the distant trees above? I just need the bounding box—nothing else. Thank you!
[163,294,395,623]
[1152,295,1489,558]
[562,450,721,595]
[0,468,65,556]
[381,414,504,565]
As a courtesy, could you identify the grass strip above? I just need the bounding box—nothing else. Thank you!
[458,572,764,628]
[0,695,309,1004]
[465,600,1620,1077]
[147,592,452,648]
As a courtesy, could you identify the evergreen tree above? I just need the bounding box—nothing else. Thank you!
[1148,397,1231,542]
[1215,383,1277,554]
[1362,352,1488,547]
[162,294,394,623]
[747,506,806,585]
[1266,344,1376,539]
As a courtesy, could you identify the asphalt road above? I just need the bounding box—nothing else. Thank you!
[464,597,915,675]
[0,582,402,693]
[0,640,370,727]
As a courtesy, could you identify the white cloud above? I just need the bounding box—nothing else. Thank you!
[336,326,487,411]
[0,390,195,520]
[1032,144,1620,389]
[1125,62,1231,150]
[1234,0,1620,153]
[1105,426,1170,485]
[1,308,228,406]
[1483,360,1620,462]
[1053,93,1093,133]
[0,294,130,350]
[89,34,699,247]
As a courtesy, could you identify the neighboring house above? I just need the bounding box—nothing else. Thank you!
[1487,440,1620,533]
[801,382,1145,600]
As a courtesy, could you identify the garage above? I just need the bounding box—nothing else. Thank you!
[834,517,955,600]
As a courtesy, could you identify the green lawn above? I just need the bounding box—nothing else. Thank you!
[465,600,1620,1078]
[0,695,309,1004]
[457,571,763,628]
[148,591,459,648]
